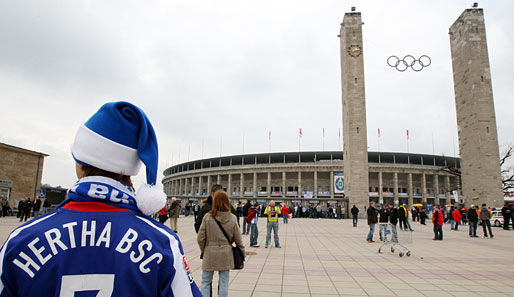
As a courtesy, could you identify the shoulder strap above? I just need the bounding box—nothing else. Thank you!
[213,218,233,245]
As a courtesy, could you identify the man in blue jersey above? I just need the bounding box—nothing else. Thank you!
[0,102,202,297]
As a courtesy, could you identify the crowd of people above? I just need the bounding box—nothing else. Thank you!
[1,101,511,296]
[0,195,51,221]
[364,201,514,243]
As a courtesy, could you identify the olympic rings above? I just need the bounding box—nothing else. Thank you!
[387,55,431,72]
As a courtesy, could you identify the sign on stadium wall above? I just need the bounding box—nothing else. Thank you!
[334,172,344,194]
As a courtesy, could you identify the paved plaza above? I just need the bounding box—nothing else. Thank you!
[2,215,514,296]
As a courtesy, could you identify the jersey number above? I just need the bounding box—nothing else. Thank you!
[59,274,115,297]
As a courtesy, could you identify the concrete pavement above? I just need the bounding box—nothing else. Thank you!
[1,215,514,296]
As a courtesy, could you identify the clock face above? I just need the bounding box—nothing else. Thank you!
[347,45,362,57]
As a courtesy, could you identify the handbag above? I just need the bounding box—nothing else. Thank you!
[213,218,245,270]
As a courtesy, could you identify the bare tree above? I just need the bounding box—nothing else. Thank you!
[439,146,514,196]
[501,146,514,196]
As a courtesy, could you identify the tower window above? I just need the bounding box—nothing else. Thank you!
[352,31,355,37]
[481,75,484,82]
[354,77,358,84]
[486,127,489,133]
[357,127,360,134]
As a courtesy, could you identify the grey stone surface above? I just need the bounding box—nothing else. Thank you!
[449,8,503,207]
[340,11,370,216]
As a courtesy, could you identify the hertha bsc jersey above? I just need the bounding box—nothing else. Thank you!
[0,201,201,297]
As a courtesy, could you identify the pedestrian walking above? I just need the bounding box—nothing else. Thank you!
[367,202,378,243]
[236,202,243,226]
[432,205,444,240]
[281,203,290,224]
[16,199,24,218]
[351,205,359,227]
[185,202,191,217]
[399,204,413,231]
[501,202,511,230]
[389,203,399,242]
[264,200,281,248]
[480,203,494,238]
[195,184,223,233]
[452,207,462,230]
[19,197,32,222]
[193,202,200,221]
[168,197,180,233]
[378,204,389,241]
[197,190,245,297]
[32,197,42,218]
[1,197,8,217]
[419,208,427,225]
[247,203,260,247]
[467,205,479,237]
[242,199,251,235]
[0,101,201,296]
[41,198,50,215]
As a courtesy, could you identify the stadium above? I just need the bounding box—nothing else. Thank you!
[161,151,461,213]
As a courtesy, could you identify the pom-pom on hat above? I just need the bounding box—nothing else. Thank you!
[71,101,166,215]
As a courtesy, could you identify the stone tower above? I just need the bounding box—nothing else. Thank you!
[449,7,503,207]
[339,9,369,215]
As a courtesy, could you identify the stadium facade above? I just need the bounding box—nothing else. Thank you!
[162,151,461,213]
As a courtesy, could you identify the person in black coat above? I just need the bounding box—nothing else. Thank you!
[19,197,32,222]
[501,202,511,230]
[242,199,252,235]
[467,205,479,237]
[351,205,359,227]
[366,202,378,243]
[194,184,236,233]
[378,205,390,241]
[419,208,427,225]
[17,199,25,218]
[389,203,399,242]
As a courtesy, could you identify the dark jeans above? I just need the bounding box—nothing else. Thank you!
[504,215,511,230]
[482,219,493,237]
[352,215,358,226]
[242,216,249,234]
[433,224,443,240]
[250,223,259,246]
[19,210,30,222]
[469,221,477,236]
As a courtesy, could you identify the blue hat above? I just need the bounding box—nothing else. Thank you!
[71,101,166,215]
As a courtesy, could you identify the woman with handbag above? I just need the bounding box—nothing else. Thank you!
[197,190,245,297]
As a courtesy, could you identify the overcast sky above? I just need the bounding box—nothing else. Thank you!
[1,0,513,189]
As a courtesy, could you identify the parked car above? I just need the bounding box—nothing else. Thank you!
[491,210,514,227]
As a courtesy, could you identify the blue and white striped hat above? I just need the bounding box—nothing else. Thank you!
[71,101,166,215]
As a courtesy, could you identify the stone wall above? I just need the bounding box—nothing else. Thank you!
[0,144,46,207]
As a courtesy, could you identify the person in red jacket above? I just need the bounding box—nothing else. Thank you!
[158,205,168,224]
[452,208,462,231]
[432,205,444,240]
[281,204,290,224]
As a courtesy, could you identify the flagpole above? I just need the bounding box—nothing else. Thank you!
[269,130,271,153]
[338,128,341,151]
[323,128,325,151]
[299,128,302,152]
[452,137,456,156]
[406,130,410,153]
[431,132,435,154]
[378,128,380,153]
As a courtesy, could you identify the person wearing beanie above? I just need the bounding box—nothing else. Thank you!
[0,102,201,297]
